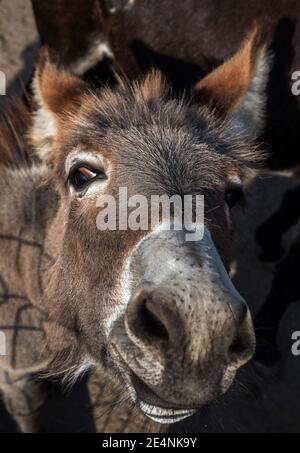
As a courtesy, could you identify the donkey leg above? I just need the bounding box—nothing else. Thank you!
[0,371,46,432]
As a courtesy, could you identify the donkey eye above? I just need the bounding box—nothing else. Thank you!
[225,185,245,209]
[69,165,105,189]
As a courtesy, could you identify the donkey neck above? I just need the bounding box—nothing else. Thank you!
[0,163,59,307]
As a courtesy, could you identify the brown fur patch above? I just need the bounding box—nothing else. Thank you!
[33,47,86,116]
[134,70,167,102]
[194,21,271,115]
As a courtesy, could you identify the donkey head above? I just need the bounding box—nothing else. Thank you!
[31,25,269,423]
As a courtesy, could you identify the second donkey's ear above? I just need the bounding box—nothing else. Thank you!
[31,47,86,162]
[194,22,272,139]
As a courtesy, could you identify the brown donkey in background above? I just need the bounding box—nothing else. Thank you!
[0,26,269,432]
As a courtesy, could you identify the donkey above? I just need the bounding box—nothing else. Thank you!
[30,0,300,366]
[0,26,269,432]
[31,0,136,77]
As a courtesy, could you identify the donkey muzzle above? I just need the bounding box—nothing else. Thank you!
[111,226,255,422]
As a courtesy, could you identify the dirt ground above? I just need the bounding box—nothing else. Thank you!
[0,0,38,96]
[1,0,300,433]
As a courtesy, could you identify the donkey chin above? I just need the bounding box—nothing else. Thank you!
[108,226,256,424]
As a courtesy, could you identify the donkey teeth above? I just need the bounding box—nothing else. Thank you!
[138,399,195,424]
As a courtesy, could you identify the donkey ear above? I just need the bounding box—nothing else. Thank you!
[194,22,272,139]
[31,47,86,161]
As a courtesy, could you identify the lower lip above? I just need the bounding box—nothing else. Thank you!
[125,378,196,424]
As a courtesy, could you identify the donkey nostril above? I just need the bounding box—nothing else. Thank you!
[141,300,169,340]
[126,284,172,343]
[229,334,245,357]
